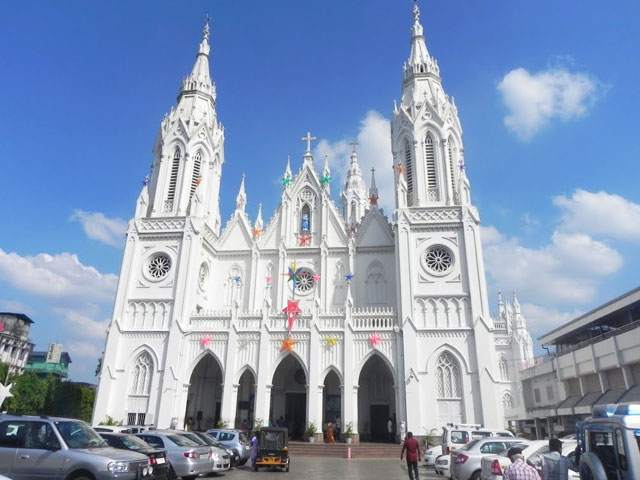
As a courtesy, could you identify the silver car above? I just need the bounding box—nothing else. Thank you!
[205,429,250,465]
[136,431,211,480]
[450,437,526,480]
[0,414,153,480]
[167,431,230,472]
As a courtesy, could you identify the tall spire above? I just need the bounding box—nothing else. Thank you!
[254,203,264,231]
[404,1,439,81]
[340,141,368,223]
[369,167,379,206]
[236,174,247,212]
[180,15,215,100]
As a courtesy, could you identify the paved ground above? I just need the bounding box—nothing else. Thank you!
[203,458,439,480]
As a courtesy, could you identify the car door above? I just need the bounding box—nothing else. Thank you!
[0,419,24,477]
[12,421,65,479]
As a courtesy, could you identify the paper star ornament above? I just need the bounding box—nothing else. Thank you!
[397,165,404,173]
[0,382,13,409]
[201,335,212,348]
[233,276,242,284]
[299,234,311,247]
[369,195,378,205]
[252,228,262,237]
[142,175,150,186]
[283,263,303,291]
[282,176,291,186]
[458,161,466,171]
[312,274,321,282]
[265,275,273,283]
[280,335,297,353]
[325,337,339,347]
[321,174,331,185]
[369,332,382,347]
[345,274,354,281]
[283,300,302,330]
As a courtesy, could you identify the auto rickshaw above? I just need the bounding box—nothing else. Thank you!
[254,427,290,472]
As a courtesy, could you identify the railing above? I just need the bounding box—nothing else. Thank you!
[318,315,344,330]
[351,316,396,330]
[555,319,640,356]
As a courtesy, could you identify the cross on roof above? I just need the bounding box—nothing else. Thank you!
[301,132,317,153]
[349,140,359,153]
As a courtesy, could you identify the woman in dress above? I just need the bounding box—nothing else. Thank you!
[326,422,335,443]
[250,431,259,468]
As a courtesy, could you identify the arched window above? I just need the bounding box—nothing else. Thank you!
[436,352,461,398]
[166,147,181,208]
[502,392,514,411]
[366,262,386,305]
[301,204,311,232]
[499,356,509,381]
[447,136,457,200]
[189,150,202,202]
[404,140,414,205]
[130,351,153,395]
[424,134,438,200]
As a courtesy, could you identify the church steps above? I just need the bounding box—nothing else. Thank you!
[288,441,402,458]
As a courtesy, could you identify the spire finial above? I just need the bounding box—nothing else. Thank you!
[349,140,359,153]
[236,173,247,211]
[301,131,317,155]
[413,0,420,22]
[203,13,211,42]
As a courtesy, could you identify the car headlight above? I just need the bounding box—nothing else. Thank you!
[107,461,129,473]
[212,453,221,461]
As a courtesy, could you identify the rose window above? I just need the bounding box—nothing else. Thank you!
[425,246,453,273]
[295,271,315,293]
[148,253,171,279]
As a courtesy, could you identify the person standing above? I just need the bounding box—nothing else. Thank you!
[250,431,259,469]
[541,438,577,480]
[388,418,394,443]
[400,431,421,480]
[503,447,541,480]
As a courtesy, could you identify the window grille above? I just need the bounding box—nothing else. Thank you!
[137,413,146,426]
[436,352,461,398]
[189,151,202,202]
[130,351,153,395]
[167,148,181,206]
[404,140,414,204]
[127,413,137,425]
[448,138,456,197]
[502,392,514,411]
[425,134,437,190]
[498,356,509,381]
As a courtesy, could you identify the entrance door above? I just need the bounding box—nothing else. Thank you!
[370,405,390,442]
[285,393,306,440]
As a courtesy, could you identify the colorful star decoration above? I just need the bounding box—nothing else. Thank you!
[312,273,321,282]
[201,335,212,348]
[265,275,273,283]
[348,224,356,235]
[142,175,150,186]
[283,300,302,330]
[233,276,242,284]
[325,337,339,348]
[458,161,465,171]
[369,332,382,347]
[299,234,312,247]
[280,335,297,353]
[195,177,202,185]
[345,274,354,281]
[396,165,404,173]
[369,195,378,205]
[283,262,303,290]
[282,176,291,186]
[252,228,263,237]
[321,174,331,185]
[0,322,4,333]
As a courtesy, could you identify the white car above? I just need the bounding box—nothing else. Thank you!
[425,445,443,466]
[480,440,577,479]
[435,454,451,478]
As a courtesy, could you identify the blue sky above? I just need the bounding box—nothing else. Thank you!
[1,0,639,381]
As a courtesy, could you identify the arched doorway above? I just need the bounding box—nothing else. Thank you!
[235,369,256,429]
[185,355,223,431]
[323,370,342,441]
[358,354,396,442]
[271,355,307,440]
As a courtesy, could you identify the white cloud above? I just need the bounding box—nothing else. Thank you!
[54,307,110,340]
[554,189,640,242]
[0,248,118,303]
[0,299,35,315]
[67,340,101,359]
[70,210,127,248]
[315,110,394,213]
[497,67,600,140]
[520,303,582,340]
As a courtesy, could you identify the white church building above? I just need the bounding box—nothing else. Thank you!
[93,4,534,441]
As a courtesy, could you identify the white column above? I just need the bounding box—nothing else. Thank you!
[254,311,272,424]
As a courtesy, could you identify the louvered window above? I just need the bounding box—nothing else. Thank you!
[404,140,414,204]
[189,151,202,202]
[166,148,181,206]
[448,138,456,197]
[425,134,437,189]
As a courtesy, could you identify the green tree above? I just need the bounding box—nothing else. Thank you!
[5,372,49,414]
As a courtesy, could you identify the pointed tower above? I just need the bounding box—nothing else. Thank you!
[368,167,379,207]
[146,16,226,234]
[392,2,500,431]
[236,174,247,212]
[340,142,368,223]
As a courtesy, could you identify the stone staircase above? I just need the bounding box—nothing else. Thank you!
[288,441,402,458]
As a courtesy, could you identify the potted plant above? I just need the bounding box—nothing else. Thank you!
[344,422,354,444]
[305,421,317,442]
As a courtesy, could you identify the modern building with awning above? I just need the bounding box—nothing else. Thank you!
[507,286,640,438]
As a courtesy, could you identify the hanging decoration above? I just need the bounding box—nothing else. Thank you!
[233,275,242,284]
[348,224,356,235]
[283,262,303,291]
[345,273,354,282]
[142,175,150,186]
[325,336,339,348]
[252,228,263,238]
[280,335,297,353]
[0,381,13,410]
[298,234,312,247]
[458,161,466,171]
[265,275,273,283]
[312,273,321,283]
[396,165,404,174]
[201,335,212,348]
[321,174,331,185]
[283,300,302,330]
[369,332,382,347]
[0,322,4,333]
[369,194,378,205]
[282,175,291,186]
[195,177,202,185]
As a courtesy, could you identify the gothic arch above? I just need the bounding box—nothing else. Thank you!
[498,355,509,381]
[355,350,397,386]
[365,261,387,305]
[502,391,514,410]
[128,350,154,396]
[425,343,471,375]
[187,349,225,381]
[126,344,160,372]
[237,364,257,383]
[270,350,309,382]
[321,365,344,385]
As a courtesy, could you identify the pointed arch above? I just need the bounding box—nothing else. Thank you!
[187,349,225,381]
[355,350,397,386]
[189,149,203,203]
[498,355,509,381]
[424,132,438,201]
[126,344,160,371]
[166,146,182,209]
[403,138,414,205]
[270,350,309,381]
[436,351,462,399]
[129,350,153,395]
[502,391,514,411]
[237,364,257,383]
[321,365,344,385]
[365,261,387,305]
[300,203,311,232]
[425,343,471,375]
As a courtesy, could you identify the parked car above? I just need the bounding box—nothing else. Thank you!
[450,436,526,480]
[188,431,237,467]
[425,445,443,466]
[93,425,151,434]
[168,430,230,472]
[435,454,451,478]
[479,439,578,479]
[0,414,153,480]
[206,428,250,465]
[100,432,170,480]
[136,431,212,480]
[442,423,514,456]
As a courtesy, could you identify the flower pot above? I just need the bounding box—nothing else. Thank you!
[346,437,352,444]
[308,436,316,443]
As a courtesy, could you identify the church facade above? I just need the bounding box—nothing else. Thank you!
[92,5,534,440]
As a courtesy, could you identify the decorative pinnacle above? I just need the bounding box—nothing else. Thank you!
[413,0,420,22]
[203,14,211,42]
[349,140,359,153]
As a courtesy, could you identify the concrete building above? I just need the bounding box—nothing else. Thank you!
[25,350,72,379]
[0,313,34,376]
[509,286,640,438]
[92,5,533,439]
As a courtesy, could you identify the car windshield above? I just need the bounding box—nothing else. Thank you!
[451,430,470,444]
[181,433,206,445]
[121,435,152,450]
[167,434,198,447]
[55,421,107,449]
[199,433,220,446]
[460,439,480,451]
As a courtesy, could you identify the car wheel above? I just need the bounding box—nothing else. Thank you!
[470,471,481,480]
[71,477,92,480]
[167,466,177,480]
[254,466,258,472]
[285,463,290,472]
